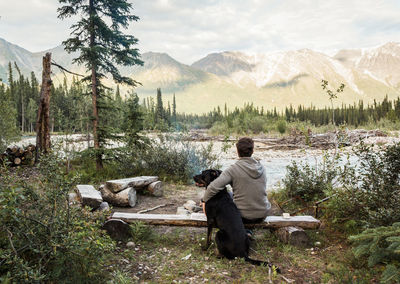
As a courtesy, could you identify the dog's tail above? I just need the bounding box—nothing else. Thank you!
[244,257,281,273]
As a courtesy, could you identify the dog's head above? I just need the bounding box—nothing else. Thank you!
[193,169,222,187]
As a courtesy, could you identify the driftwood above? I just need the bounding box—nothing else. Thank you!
[1,145,36,166]
[110,212,321,229]
[100,186,137,207]
[137,203,174,214]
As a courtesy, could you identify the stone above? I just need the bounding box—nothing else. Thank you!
[126,241,135,248]
[184,200,197,211]
[98,201,110,212]
[176,206,190,215]
[75,185,102,209]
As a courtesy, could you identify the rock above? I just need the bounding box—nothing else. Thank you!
[102,219,132,241]
[68,192,79,204]
[106,176,159,193]
[176,206,190,215]
[98,201,110,212]
[184,200,196,211]
[75,185,103,209]
[126,241,135,248]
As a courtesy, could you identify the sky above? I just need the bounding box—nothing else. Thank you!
[0,0,399,64]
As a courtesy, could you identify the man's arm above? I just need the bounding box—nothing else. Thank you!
[202,170,232,203]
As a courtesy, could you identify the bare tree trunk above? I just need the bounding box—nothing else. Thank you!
[35,53,52,162]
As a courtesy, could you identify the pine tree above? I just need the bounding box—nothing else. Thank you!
[58,0,143,169]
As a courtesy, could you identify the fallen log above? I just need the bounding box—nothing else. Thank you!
[100,185,137,207]
[146,181,164,197]
[110,212,321,229]
[106,176,158,193]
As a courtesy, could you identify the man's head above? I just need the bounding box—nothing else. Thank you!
[236,137,254,157]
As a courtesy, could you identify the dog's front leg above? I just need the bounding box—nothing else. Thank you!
[202,225,213,251]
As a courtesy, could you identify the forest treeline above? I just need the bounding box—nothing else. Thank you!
[1,61,400,140]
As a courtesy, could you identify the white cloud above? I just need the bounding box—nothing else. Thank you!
[0,0,399,63]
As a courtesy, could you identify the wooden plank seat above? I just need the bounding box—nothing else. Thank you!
[110,212,321,229]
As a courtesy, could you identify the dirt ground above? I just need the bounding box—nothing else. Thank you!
[112,183,204,215]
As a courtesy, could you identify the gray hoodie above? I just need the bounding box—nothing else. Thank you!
[202,157,271,220]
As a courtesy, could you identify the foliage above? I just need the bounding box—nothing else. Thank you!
[0,80,19,152]
[0,152,115,282]
[118,134,219,183]
[350,222,400,283]
[328,142,400,227]
[276,120,287,134]
[58,0,143,168]
[283,155,339,202]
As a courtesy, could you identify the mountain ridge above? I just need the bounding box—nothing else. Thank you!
[0,37,399,113]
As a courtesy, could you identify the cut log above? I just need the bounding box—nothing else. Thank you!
[75,185,103,209]
[275,226,310,247]
[13,158,21,166]
[110,212,321,229]
[106,176,158,193]
[147,181,164,197]
[100,186,137,207]
[102,219,131,241]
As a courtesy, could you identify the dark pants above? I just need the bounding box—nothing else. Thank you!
[227,191,264,224]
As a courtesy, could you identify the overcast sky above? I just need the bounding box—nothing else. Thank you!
[1,0,399,64]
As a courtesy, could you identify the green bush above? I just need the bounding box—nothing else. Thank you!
[276,120,287,134]
[283,157,338,202]
[0,153,115,283]
[328,142,400,227]
[350,222,400,283]
[118,134,219,183]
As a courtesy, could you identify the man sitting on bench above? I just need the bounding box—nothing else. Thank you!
[201,137,271,224]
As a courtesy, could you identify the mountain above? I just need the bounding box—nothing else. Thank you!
[334,42,400,88]
[1,37,399,113]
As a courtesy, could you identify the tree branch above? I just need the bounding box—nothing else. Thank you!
[51,61,84,77]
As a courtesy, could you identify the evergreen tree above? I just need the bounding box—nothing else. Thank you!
[58,0,143,169]
[0,82,19,152]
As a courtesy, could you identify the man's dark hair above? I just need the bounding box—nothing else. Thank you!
[236,137,254,157]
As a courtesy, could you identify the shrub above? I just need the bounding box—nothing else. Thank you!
[329,142,400,227]
[276,120,287,134]
[118,134,219,183]
[0,152,115,283]
[350,222,400,283]
[283,156,338,202]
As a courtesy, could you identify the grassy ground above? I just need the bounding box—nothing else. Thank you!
[105,184,380,284]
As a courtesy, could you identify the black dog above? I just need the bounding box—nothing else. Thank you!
[194,169,279,269]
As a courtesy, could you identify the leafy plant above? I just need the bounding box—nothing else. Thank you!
[329,142,400,227]
[0,152,115,282]
[283,155,339,202]
[118,134,219,183]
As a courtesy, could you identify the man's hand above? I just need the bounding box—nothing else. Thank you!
[200,200,206,216]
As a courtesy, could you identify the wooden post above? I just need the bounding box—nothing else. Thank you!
[35,53,52,162]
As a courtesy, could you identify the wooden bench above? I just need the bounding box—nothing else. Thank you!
[107,212,320,246]
[110,212,320,229]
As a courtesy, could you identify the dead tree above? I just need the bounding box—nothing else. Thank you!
[35,53,52,161]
